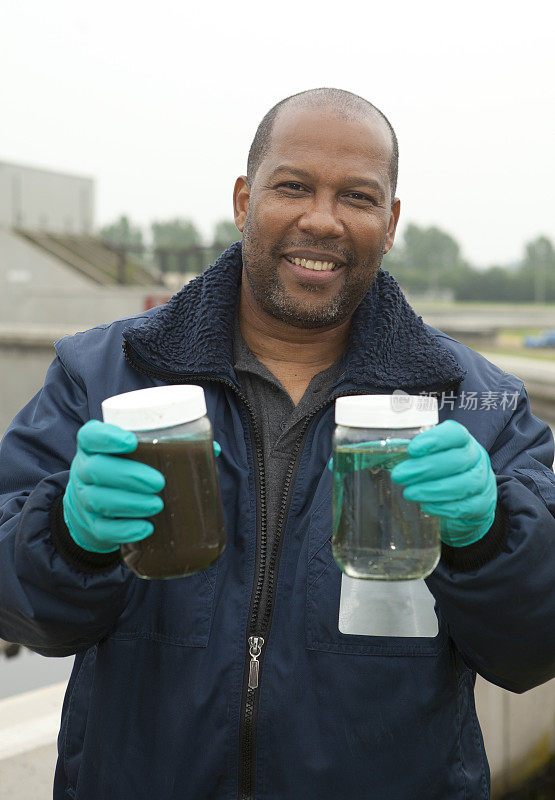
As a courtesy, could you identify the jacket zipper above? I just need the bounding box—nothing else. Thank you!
[238,393,349,800]
[248,636,264,689]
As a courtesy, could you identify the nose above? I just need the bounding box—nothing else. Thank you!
[296,193,344,238]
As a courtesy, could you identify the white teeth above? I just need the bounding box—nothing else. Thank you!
[291,257,336,271]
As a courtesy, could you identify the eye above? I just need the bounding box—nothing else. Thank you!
[346,191,375,204]
[277,182,306,192]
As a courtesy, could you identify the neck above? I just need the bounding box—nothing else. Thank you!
[238,283,350,375]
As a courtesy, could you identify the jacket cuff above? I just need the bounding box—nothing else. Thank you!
[440,500,510,572]
[49,494,123,574]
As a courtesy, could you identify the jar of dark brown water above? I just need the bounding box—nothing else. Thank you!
[101,385,226,579]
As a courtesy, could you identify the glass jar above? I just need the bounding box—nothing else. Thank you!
[332,394,439,581]
[102,385,226,579]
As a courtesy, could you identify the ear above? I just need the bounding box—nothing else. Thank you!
[233,176,250,233]
[383,197,401,255]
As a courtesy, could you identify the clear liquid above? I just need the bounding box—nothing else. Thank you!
[332,442,440,580]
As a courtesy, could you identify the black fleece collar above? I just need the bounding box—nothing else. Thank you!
[123,242,466,393]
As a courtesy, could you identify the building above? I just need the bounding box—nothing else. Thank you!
[0,160,94,234]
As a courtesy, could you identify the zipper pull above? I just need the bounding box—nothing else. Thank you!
[248,636,265,689]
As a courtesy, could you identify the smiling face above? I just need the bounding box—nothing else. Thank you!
[234,104,400,330]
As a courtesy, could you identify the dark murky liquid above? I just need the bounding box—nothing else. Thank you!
[122,438,226,579]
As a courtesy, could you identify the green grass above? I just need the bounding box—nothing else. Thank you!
[480,347,555,362]
[500,329,544,337]
[412,300,555,312]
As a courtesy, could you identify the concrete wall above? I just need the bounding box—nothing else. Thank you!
[0,161,94,234]
[0,229,172,327]
[411,302,555,332]
[0,682,66,799]
[0,339,57,435]
[0,227,93,294]
[476,676,555,794]
[0,284,167,327]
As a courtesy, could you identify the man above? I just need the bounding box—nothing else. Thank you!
[0,88,554,799]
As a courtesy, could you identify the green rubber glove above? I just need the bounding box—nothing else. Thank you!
[390,420,497,547]
[62,420,165,553]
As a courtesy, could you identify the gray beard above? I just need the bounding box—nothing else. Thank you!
[242,242,385,330]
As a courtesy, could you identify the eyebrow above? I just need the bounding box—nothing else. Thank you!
[268,165,386,199]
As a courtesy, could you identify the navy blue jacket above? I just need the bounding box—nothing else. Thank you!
[1,244,554,799]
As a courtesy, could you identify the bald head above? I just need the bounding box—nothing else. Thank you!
[247,88,399,201]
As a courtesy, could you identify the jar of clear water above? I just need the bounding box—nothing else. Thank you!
[332,394,440,581]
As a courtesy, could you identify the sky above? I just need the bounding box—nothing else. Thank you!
[1,0,554,267]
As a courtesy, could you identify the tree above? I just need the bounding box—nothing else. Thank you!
[383,223,465,295]
[212,220,241,249]
[383,225,555,303]
[520,236,555,303]
[99,215,143,249]
[151,218,203,274]
[403,224,463,292]
[151,218,202,250]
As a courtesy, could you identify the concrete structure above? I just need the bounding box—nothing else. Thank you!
[476,676,555,795]
[410,301,555,334]
[0,161,94,234]
[0,682,65,798]
[0,161,161,301]
[0,326,71,435]
[0,227,95,302]
[0,227,167,326]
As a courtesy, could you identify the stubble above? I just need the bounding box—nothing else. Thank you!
[241,213,385,330]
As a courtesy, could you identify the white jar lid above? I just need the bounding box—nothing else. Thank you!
[335,394,438,429]
[102,385,207,431]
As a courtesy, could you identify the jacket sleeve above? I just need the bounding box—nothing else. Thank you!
[426,386,555,693]
[0,356,133,657]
